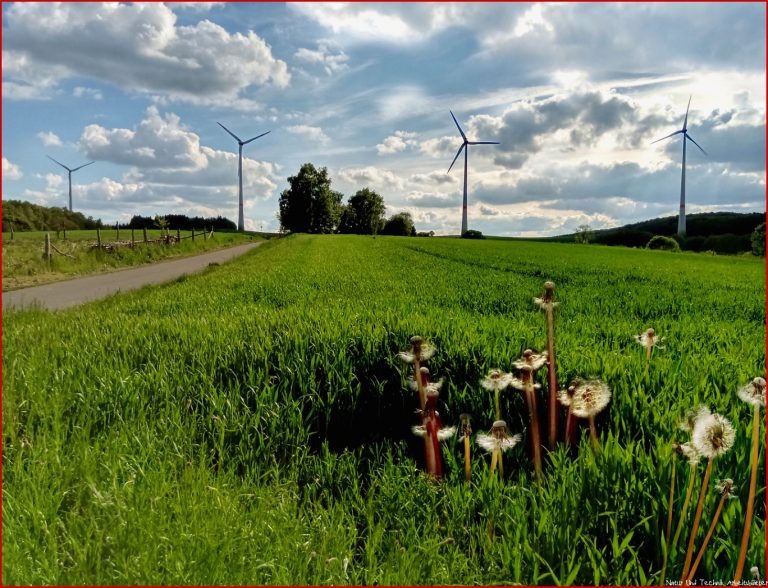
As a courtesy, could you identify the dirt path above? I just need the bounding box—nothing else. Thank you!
[3,242,263,311]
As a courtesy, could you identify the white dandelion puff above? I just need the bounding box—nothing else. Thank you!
[512,349,548,372]
[679,405,712,433]
[692,413,735,459]
[634,327,665,349]
[569,379,611,419]
[737,377,766,408]
[480,369,513,392]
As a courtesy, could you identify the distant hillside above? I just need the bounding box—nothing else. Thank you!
[2,199,103,232]
[548,212,765,254]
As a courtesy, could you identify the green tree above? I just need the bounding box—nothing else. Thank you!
[278,163,342,234]
[575,224,593,244]
[646,235,681,252]
[339,188,386,235]
[381,212,415,236]
[751,222,765,256]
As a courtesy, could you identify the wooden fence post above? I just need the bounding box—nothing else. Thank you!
[192,228,195,242]
[116,222,120,241]
[10,222,14,241]
[176,228,181,242]
[44,232,51,265]
[143,227,148,243]
[97,228,101,249]
[131,228,135,247]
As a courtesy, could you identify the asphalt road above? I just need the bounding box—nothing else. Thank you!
[3,242,263,312]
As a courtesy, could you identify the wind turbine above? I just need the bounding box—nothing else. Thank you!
[447,111,499,236]
[652,96,707,237]
[217,122,270,232]
[46,156,94,212]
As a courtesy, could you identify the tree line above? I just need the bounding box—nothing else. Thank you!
[278,163,421,236]
[2,199,102,232]
[124,214,236,231]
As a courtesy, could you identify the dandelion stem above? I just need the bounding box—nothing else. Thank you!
[524,374,543,478]
[494,389,500,421]
[672,464,697,550]
[464,436,471,481]
[686,488,729,583]
[588,415,600,452]
[490,448,498,474]
[660,452,677,586]
[428,420,443,478]
[681,458,713,583]
[734,405,761,584]
[564,406,576,446]
[545,303,557,449]
[645,342,652,371]
[413,358,426,411]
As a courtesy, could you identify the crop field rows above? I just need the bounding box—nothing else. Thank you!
[3,235,765,585]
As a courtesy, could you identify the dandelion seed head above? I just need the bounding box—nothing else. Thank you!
[634,327,664,349]
[481,369,513,392]
[398,337,435,363]
[714,478,735,498]
[751,567,761,581]
[412,425,426,438]
[679,405,711,433]
[512,349,547,372]
[679,442,701,466]
[692,413,735,459]
[475,432,496,453]
[558,385,576,407]
[476,421,521,453]
[508,376,526,391]
[569,379,611,418]
[437,426,456,441]
[737,377,766,408]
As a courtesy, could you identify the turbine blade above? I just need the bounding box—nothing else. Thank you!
[47,155,71,172]
[71,161,95,172]
[447,144,465,173]
[685,133,707,155]
[651,130,683,144]
[683,95,692,131]
[217,121,242,143]
[450,110,467,141]
[468,141,500,145]
[242,130,271,145]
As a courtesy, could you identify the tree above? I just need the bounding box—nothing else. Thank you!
[751,222,765,256]
[278,163,342,234]
[381,212,415,236]
[575,224,593,244]
[338,188,386,235]
[646,235,681,252]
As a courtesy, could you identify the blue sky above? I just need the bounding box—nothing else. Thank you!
[2,2,765,235]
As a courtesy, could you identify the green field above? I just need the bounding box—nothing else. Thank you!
[2,229,258,291]
[3,235,765,585]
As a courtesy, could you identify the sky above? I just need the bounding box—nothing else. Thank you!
[2,2,766,236]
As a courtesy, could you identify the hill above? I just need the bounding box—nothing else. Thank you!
[547,211,765,253]
[2,199,103,232]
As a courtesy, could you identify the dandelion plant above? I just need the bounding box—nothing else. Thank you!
[680,412,735,583]
[476,420,521,479]
[558,385,577,446]
[398,336,436,410]
[734,377,766,584]
[481,369,512,421]
[534,280,559,449]
[686,478,736,583]
[459,413,472,481]
[634,327,664,370]
[567,378,611,452]
[510,349,547,478]
[412,389,455,478]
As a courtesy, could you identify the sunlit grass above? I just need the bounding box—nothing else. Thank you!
[3,234,765,585]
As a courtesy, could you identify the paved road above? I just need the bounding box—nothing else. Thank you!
[3,242,263,311]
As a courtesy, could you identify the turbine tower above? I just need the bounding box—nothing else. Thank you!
[652,96,707,237]
[217,122,270,232]
[46,156,94,212]
[447,111,499,236]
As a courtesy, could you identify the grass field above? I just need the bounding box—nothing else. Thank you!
[2,229,259,291]
[3,235,765,585]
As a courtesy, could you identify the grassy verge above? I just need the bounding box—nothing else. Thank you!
[3,235,764,585]
[2,229,260,291]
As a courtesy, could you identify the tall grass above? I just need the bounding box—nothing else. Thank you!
[3,235,765,585]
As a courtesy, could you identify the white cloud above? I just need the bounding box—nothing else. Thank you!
[167,2,224,13]
[376,130,418,155]
[337,166,404,192]
[73,86,103,100]
[286,125,331,145]
[37,131,63,147]
[3,3,289,104]
[2,158,23,180]
[294,43,349,76]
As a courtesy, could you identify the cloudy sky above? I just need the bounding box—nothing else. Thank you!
[2,2,765,236]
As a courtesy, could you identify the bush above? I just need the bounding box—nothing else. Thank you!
[462,230,484,239]
[751,222,766,256]
[646,235,681,252]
